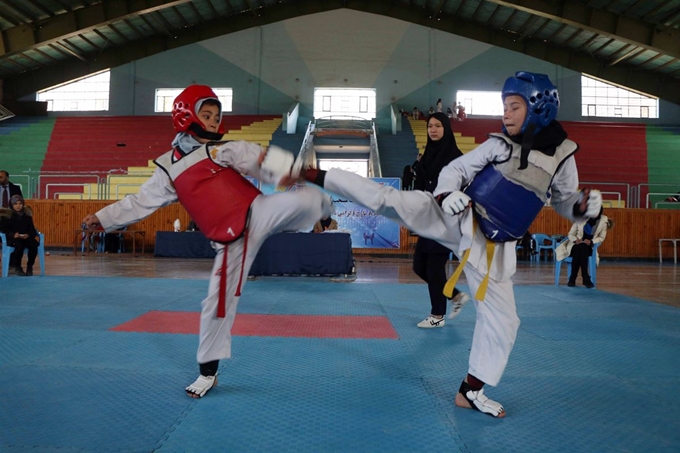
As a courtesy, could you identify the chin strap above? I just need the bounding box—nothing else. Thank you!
[518,123,536,170]
[189,122,224,141]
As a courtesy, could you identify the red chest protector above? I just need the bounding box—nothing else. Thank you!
[158,146,262,243]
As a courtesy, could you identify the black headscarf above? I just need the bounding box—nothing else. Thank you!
[414,112,463,193]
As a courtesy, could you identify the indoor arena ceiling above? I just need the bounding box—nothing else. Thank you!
[1,0,679,104]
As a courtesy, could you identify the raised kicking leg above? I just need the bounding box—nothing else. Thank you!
[305,168,463,252]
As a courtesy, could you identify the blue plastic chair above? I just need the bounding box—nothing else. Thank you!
[531,233,556,262]
[1,231,46,277]
[554,239,601,286]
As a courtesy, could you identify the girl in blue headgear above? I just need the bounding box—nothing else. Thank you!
[298,71,603,418]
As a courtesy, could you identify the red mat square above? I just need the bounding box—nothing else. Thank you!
[111,311,398,339]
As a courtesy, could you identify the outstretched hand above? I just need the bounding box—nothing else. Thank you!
[441,191,472,215]
[580,188,602,218]
[82,214,101,230]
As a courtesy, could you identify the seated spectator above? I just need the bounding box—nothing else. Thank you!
[446,107,454,119]
[4,195,39,276]
[412,107,421,120]
[313,215,338,233]
[428,106,435,115]
[562,208,613,288]
[436,99,443,113]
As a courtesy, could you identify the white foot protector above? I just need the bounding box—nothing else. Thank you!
[260,146,295,185]
[448,292,470,319]
[185,374,218,398]
[458,382,505,417]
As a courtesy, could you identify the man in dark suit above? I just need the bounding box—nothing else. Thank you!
[0,170,23,209]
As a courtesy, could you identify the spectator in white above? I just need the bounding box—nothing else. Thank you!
[436,99,443,113]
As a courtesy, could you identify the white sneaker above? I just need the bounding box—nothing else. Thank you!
[448,292,470,319]
[417,315,445,328]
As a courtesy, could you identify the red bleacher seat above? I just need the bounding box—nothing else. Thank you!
[39,115,279,198]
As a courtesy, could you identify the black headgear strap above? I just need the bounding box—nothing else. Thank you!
[518,123,536,170]
[189,122,224,141]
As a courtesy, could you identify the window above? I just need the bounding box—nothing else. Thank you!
[318,159,368,177]
[581,75,658,119]
[313,88,376,121]
[154,88,233,113]
[455,90,503,116]
[37,70,110,112]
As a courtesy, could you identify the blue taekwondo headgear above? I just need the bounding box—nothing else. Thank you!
[502,71,559,135]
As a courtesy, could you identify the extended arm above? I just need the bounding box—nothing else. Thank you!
[86,168,178,232]
[433,139,508,197]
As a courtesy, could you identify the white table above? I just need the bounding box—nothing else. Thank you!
[658,238,680,264]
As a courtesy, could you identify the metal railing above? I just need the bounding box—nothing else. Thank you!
[38,174,103,199]
[646,192,680,209]
[315,116,372,131]
[580,181,630,207]
[369,123,382,178]
[45,183,94,200]
[113,183,143,199]
[637,183,680,209]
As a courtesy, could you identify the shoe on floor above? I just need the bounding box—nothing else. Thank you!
[448,292,470,319]
[417,315,445,328]
[567,281,575,287]
[584,281,594,288]
[14,267,26,276]
[26,267,33,276]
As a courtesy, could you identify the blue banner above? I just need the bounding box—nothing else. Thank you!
[331,178,401,249]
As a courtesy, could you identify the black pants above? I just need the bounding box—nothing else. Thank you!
[568,243,593,284]
[10,237,38,269]
[413,237,459,317]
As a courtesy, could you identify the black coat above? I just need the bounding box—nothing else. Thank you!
[1,182,23,203]
[4,209,38,246]
[414,112,463,254]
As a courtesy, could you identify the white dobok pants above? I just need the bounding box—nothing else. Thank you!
[197,186,334,364]
[323,169,519,386]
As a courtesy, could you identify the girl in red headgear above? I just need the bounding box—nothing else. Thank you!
[83,85,333,398]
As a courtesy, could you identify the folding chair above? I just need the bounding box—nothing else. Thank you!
[531,233,556,262]
[554,239,601,286]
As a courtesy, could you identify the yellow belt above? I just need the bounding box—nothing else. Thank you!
[443,219,495,302]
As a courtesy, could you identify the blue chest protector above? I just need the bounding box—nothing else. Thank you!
[463,165,545,242]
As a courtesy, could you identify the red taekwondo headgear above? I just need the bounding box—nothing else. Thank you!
[172,85,225,141]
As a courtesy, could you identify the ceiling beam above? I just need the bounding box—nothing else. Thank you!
[3,0,679,105]
[486,0,680,59]
[0,0,193,57]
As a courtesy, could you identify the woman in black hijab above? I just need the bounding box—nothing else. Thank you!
[5,195,39,276]
[413,112,470,328]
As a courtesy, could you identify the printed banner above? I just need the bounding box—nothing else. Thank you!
[257,178,401,249]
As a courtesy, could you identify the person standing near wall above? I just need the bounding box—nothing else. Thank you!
[0,171,23,209]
